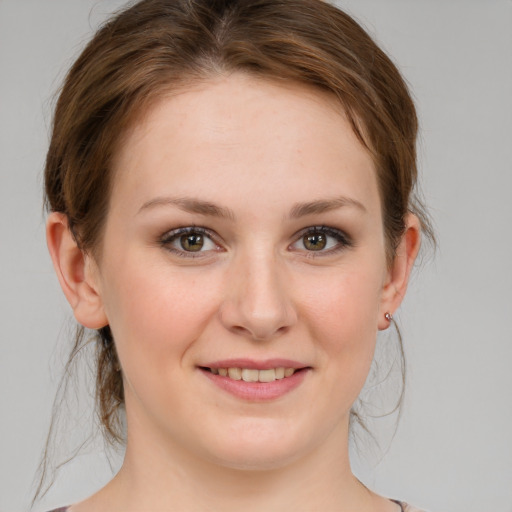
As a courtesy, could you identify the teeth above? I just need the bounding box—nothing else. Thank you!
[227,367,242,380]
[258,369,276,383]
[211,367,297,382]
[241,368,259,382]
[284,368,295,377]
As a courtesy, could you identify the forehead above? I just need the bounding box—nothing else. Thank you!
[110,73,379,217]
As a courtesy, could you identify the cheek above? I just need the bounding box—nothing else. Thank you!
[300,263,383,388]
[101,258,220,371]
[303,265,383,338]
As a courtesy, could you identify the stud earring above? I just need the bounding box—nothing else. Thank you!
[385,312,393,322]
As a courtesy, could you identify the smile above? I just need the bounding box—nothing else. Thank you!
[200,360,309,401]
[207,367,297,382]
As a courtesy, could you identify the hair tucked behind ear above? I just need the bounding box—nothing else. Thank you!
[96,326,124,444]
[37,0,435,503]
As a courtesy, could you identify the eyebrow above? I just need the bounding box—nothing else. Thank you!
[289,196,367,218]
[138,196,236,220]
[138,195,366,220]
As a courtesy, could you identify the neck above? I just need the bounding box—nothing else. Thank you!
[87,413,375,512]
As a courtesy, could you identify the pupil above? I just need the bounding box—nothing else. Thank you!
[304,233,326,251]
[181,233,203,251]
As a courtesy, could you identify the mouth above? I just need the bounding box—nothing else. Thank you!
[201,366,301,383]
[198,360,310,401]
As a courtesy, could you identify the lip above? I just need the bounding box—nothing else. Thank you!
[202,358,306,370]
[198,359,310,401]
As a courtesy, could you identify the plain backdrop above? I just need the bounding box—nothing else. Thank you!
[1,1,511,511]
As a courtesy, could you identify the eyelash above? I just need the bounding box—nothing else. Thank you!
[159,225,353,259]
[159,226,222,259]
[290,225,353,258]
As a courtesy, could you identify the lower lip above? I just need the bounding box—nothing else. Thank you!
[200,368,309,401]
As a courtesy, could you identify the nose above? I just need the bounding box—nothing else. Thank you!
[219,250,297,341]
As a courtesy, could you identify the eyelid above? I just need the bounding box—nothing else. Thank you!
[158,225,352,259]
[159,226,223,258]
[289,225,353,255]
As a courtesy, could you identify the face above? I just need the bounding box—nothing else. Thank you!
[92,74,396,469]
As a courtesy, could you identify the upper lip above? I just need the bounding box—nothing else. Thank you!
[200,358,308,370]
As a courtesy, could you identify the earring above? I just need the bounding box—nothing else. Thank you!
[385,312,393,322]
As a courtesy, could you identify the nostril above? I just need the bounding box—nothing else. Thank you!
[229,324,290,341]
[230,325,251,336]
[218,287,298,340]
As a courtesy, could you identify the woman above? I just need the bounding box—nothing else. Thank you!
[40,0,432,510]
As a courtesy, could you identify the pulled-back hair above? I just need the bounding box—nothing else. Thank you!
[39,0,433,502]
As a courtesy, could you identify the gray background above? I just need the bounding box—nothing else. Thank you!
[1,1,511,511]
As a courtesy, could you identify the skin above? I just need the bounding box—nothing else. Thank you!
[47,73,420,512]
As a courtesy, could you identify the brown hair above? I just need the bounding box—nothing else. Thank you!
[39,0,433,500]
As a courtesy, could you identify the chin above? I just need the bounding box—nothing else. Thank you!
[209,446,303,472]
[196,418,315,471]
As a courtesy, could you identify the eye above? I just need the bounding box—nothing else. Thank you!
[303,232,329,251]
[290,226,352,255]
[160,227,220,256]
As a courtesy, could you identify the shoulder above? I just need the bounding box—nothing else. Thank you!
[391,500,429,512]
[402,503,429,512]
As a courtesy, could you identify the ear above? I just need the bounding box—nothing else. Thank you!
[46,212,108,329]
[378,213,421,330]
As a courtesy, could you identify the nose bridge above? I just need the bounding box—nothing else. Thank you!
[220,243,296,340]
